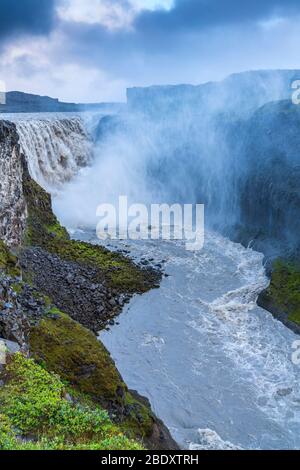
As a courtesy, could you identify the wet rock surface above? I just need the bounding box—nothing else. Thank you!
[257,289,300,335]
[0,121,27,246]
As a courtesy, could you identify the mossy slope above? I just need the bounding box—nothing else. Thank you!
[29,310,157,444]
[29,310,126,405]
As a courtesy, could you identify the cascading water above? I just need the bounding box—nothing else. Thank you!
[14,116,93,189]
[54,97,300,260]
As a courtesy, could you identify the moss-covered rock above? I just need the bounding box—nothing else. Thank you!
[0,240,20,277]
[258,259,300,333]
[29,310,127,407]
[29,310,177,448]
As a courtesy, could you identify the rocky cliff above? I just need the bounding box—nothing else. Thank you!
[232,100,300,260]
[117,74,300,334]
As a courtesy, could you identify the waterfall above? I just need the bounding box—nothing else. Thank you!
[15,117,93,190]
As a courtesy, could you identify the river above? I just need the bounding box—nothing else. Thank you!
[74,231,300,450]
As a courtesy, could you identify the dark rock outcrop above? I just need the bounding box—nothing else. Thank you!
[20,246,147,333]
[258,288,300,335]
[257,259,300,335]
[0,121,27,246]
[233,100,300,261]
[0,273,46,349]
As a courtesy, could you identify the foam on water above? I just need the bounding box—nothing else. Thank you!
[189,429,243,450]
[83,230,300,450]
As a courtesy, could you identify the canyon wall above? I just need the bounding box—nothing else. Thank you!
[127,70,300,117]
[0,121,26,246]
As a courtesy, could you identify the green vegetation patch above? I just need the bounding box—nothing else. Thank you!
[29,310,155,441]
[29,310,126,405]
[0,353,143,450]
[23,170,156,292]
[0,240,20,277]
[266,260,300,325]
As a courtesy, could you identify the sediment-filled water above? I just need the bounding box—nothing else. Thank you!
[81,232,300,450]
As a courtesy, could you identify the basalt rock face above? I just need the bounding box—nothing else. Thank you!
[0,121,27,247]
[226,101,300,333]
[232,100,300,262]
[126,72,300,260]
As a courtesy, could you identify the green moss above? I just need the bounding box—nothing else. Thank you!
[288,311,300,325]
[42,238,153,292]
[23,168,155,292]
[120,393,154,439]
[29,311,126,405]
[265,260,300,325]
[11,282,23,295]
[29,310,156,442]
[0,240,20,277]
[0,353,143,451]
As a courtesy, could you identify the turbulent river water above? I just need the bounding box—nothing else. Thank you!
[71,229,300,451]
[7,113,300,450]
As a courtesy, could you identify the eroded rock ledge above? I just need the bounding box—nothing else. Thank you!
[0,121,27,247]
[257,260,300,335]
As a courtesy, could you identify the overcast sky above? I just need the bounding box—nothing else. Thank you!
[0,0,299,102]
